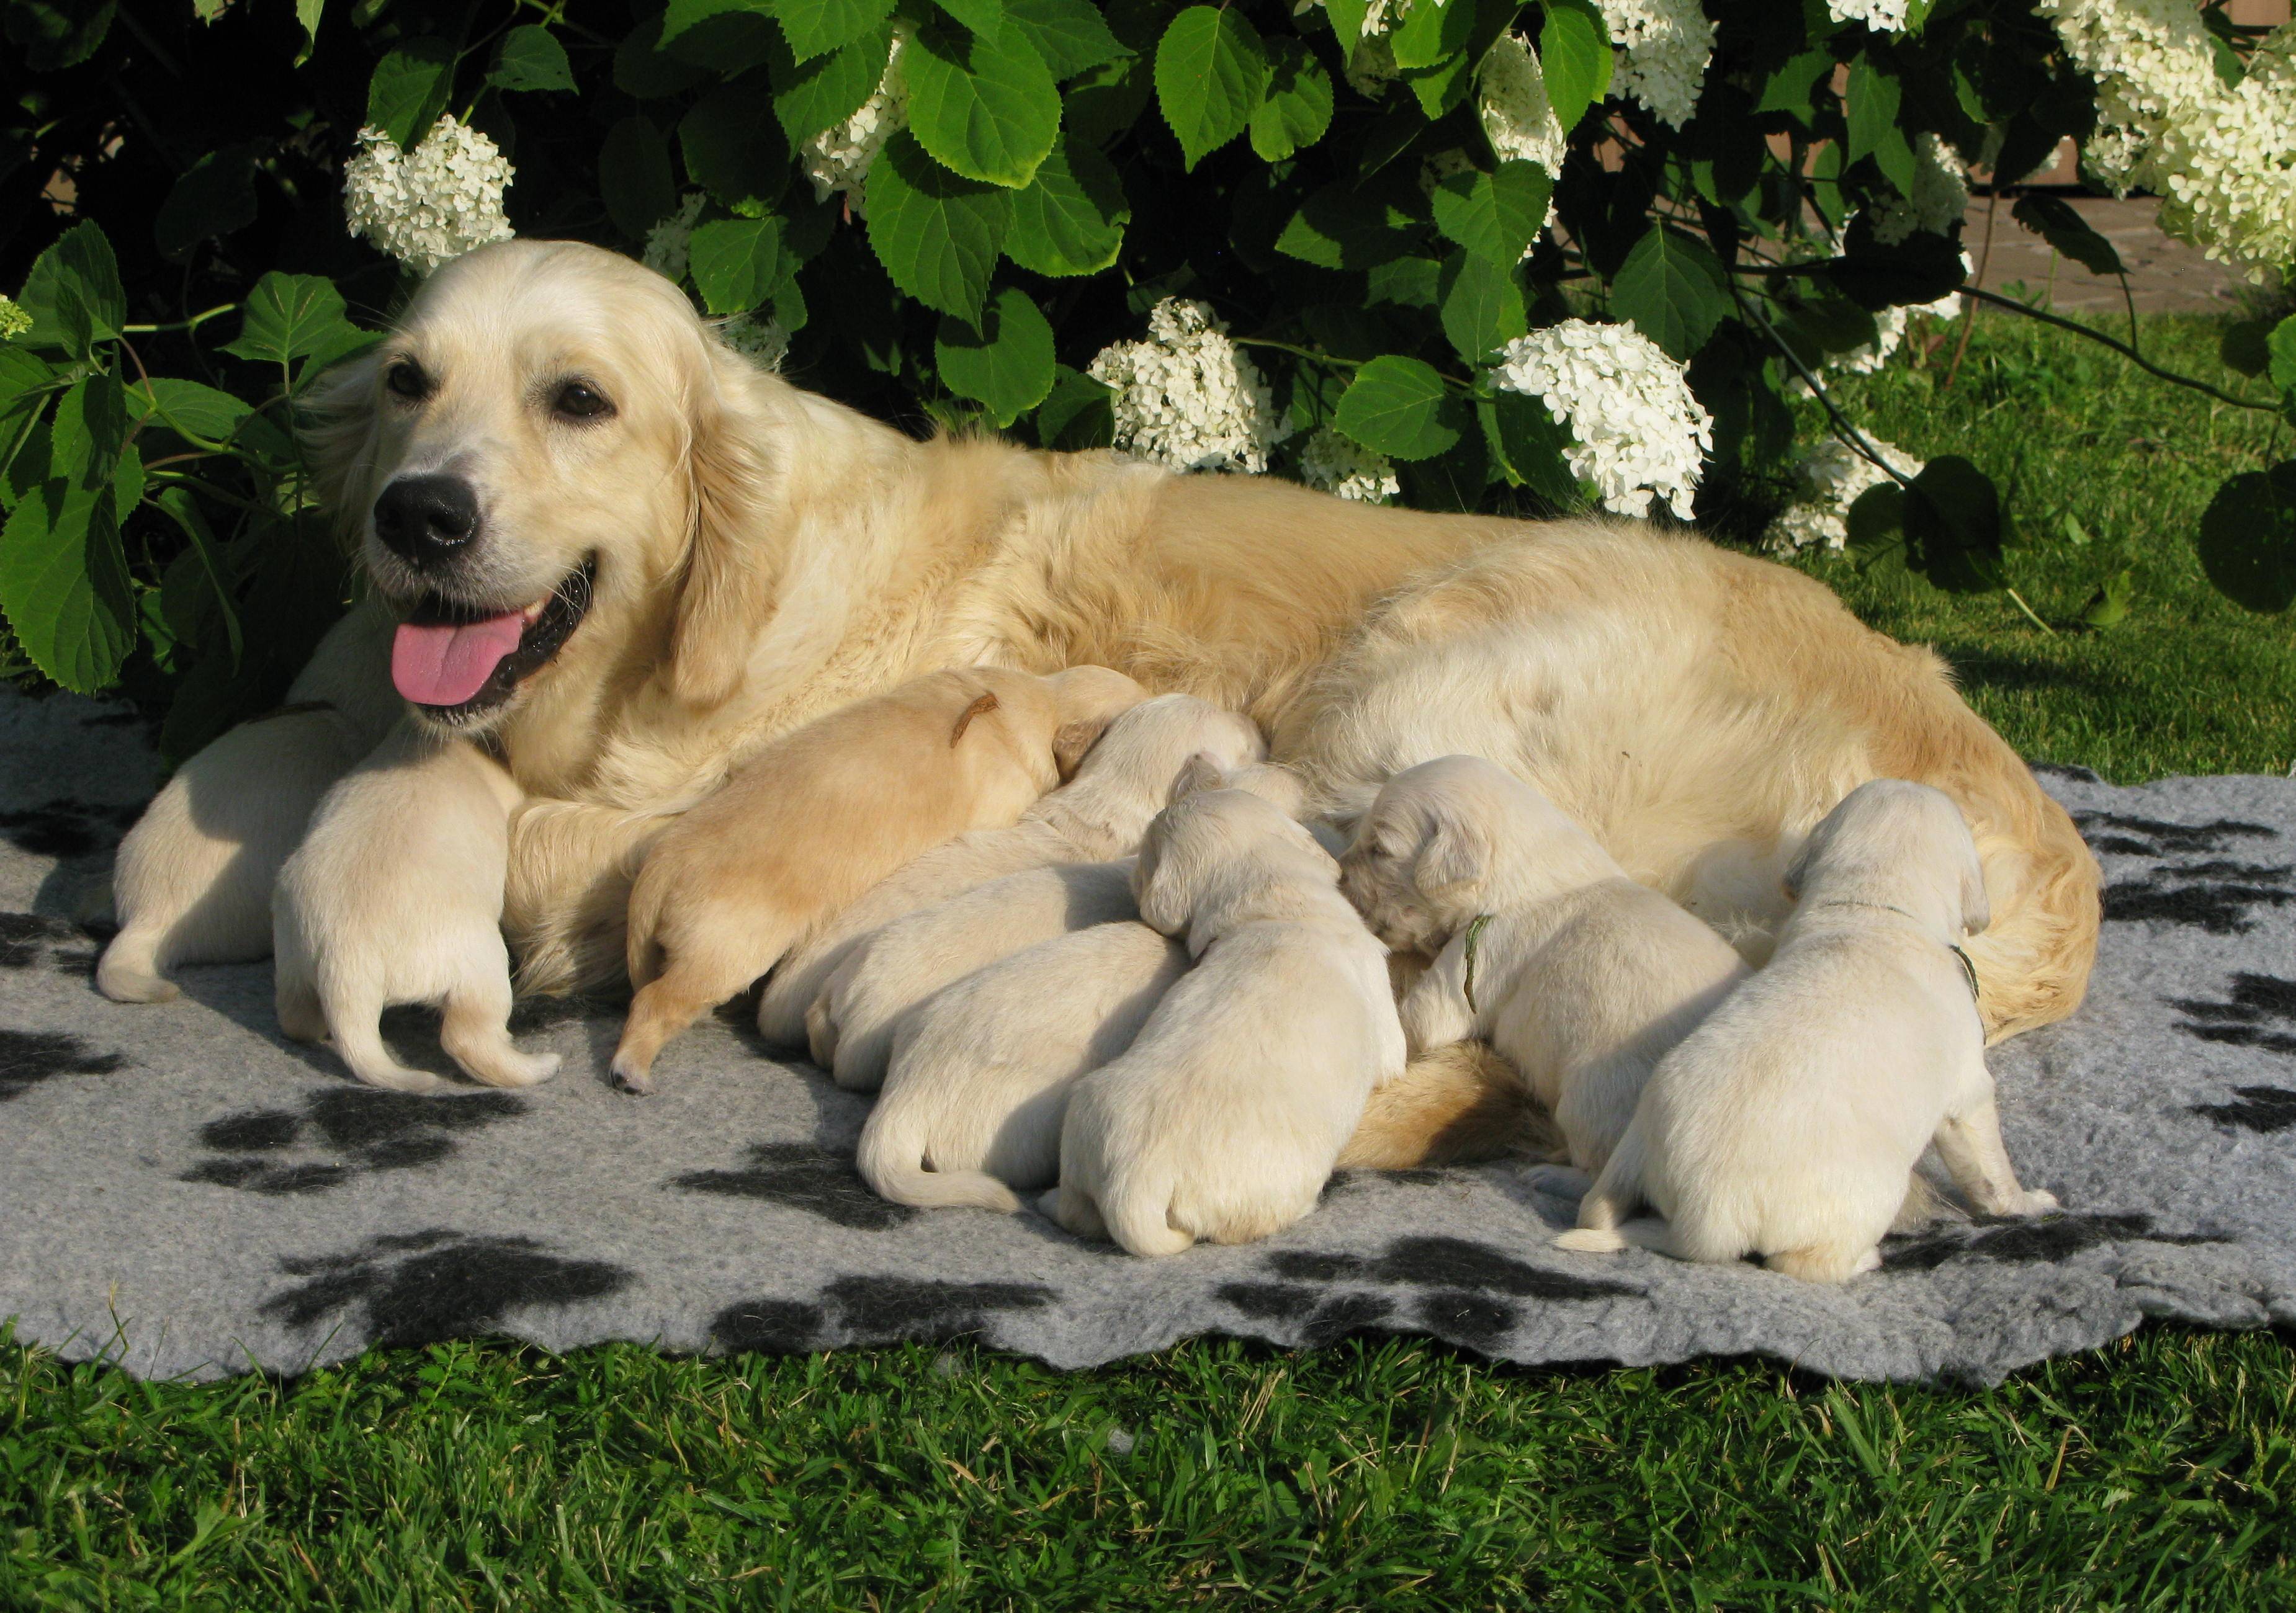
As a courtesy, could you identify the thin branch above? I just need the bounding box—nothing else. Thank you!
[1732,284,1914,489]
[1957,285,2277,411]
[1944,187,2001,390]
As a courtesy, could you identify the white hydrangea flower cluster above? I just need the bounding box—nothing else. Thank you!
[0,295,28,342]
[1764,434,1924,555]
[2037,1,2296,278]
[1087,298,1289,475]
[1489,318,1712,519]
[803,31,909,215]
[341,115,515,275]
[644,192,706,283]
[1297,425,1401,502]
[1827,0,1916,30]
[1869,133,1970,245]
[1596,0,1714,130]
[718,314,789,370]
[1478,33,1568,177]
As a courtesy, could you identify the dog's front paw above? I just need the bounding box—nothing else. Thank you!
[2010,1189,2060,1217]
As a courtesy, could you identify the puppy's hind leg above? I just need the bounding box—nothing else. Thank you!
[1934,1089,2058,1217]
[439,940,562,1089]
[1553,1119,1648,1252]
[1765,1243,1883,1284]
[323,987,460,1096]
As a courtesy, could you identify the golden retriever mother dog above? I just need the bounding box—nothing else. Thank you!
[98,241,2099,1158]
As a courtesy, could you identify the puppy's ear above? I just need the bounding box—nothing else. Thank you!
[1227,762,1310,820]
[1047,666,1147,780]
[1780,836,1814,903]
[297,349,382,547]
[1131,818,1196,936]
[1054,715,1114,781]
[1960,851,1993,934]
[1167,751,1229,805]
[1413,802,1491,901]
[668,348,782,710]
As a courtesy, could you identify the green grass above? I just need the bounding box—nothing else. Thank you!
[6,313,2296,1609]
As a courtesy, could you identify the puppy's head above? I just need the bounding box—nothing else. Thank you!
[1069,694,1266,808]
[304,239,792,733]
[1343,756,1558,950]
[1169,754,1309,817]
[1043,666,1151,779]
[1132,788,1339,952]
[1784,779,1991,936]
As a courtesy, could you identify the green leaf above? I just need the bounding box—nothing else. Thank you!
[1903,455,2004,593]
[1005,0,1129,79]
[1846,53,1915,197]
[771,25,895,142]
[936,287,1057,426]
[155,144,260,262]
[1367,256,1442,309]
[222,273,357,366]
[126,378,251,445]
[616,16,712,97]
[1430,161,1551,267]
[776,0,896,62]
[1479,389,1582,509]
[865,132,1013,321]
[1438,252,1525,364]
[1335,355,1465,461]
[1610,226,1732,360]
[0,348,56,444]
[490,24,576,91]
[1036,365,1114,449]
[1827,219,1966,310]
[661,0,765,47]
[1756,48,1832,116]
[1770,293,1879,370]
[681,87,790,213]
[295,0,323,61]
[366,38,456,148]
[153,486,241,664]
[48,375,124,493]
[1538,0,1611,133]
[2197,463,2296,614]
[1845,480,1908,561]
[2079,568,2133,630]
[1003,135,1129,275]
[0,478,136,694]
[1249,38,1334,162]
[933,0,1006,39]
[19,221,125,360]
[600,117,679,239]
[2221,318,2273,379]
[1275,186,1417,270]
[689,219,787,314]
[1391,0,1473,71]
[2267,315,2296,412]
[1402,51,1476,120]
[2011,194,2122,277]
[908,25,1062,188]
[1155,7,1268,171]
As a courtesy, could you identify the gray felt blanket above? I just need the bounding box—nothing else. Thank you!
[2,689,2291,1386]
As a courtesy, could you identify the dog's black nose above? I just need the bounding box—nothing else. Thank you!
[372,474,480,567]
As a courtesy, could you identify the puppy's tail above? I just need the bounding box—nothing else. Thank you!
[1554,1217,1680,1258]
[96,926,179,1004]
[857,1115,1023,1214]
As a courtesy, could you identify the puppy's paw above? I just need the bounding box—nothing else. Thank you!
[2009,1189,2060,1217]
[608,1056,657,1095]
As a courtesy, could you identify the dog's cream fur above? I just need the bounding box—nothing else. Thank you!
[859,920,1190,1212]
[1050,790,1407,1254]
[273,721,551,1094]
[1559,780,2058,1282]
[758,691,1262,1050]
[97,241,2097,1161]
[1341,756,1748,1174]
[611,664,1143,1089]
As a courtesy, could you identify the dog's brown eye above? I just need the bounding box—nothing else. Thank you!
[385,360,429,401]
[552,380,612,421]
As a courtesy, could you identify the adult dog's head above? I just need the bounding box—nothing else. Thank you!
[305,239,788,733]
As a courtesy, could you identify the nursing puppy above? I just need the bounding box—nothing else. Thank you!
[610,664,1142,1090]
[859,921,1190,1211]
[274,723,553,1094]
[1559,780,2058,1282]
[1339,756,1747,1174]
[1049,788,1407,1255]
[755,693,1262,1047]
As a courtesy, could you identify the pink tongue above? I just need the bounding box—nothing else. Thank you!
[391,612,528,706]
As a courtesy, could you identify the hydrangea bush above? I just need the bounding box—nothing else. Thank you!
[2,0,2294,756]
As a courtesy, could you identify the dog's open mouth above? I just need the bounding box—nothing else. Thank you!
[388,557,596,722]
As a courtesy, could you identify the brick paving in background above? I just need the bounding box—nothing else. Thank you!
[1965,194,2262,317]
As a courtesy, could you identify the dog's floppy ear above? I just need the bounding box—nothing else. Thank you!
[297,349,383,547]
[1413,798,1492,900]
[1167,750,1229,804]
[1130,814,1198,936]
[1780,835,1814,903]
[1224,761,1310,820]
[1047,666,1148,780]
[668,347,782,710]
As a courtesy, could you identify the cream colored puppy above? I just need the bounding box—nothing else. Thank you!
[859,921,1190,1211]
[1559,780,2059,1282]
[273,722,555,1094]
[807,858,1136,1089]
[1338,756,1747,1174]
[611,664,1142,1090]
[756,693,1262,1047]
[1048,788,1407,1256]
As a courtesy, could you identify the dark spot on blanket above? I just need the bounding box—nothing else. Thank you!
[507,994,616,1034]
[709,1297,827,1355]
[2103,871,2296,934]
[1218,1282,1394,1347]
[261,1230,629,1349]
[2170,973,2296,1055]
[671,1142,917,1230]
[1374,1236,1641,1300]
[820,1276,1052,1344]
[2192,1084,2296,1133]
[2073,811,2277,858]
[0,1028,127,1101]
[0,798,141,859]
[0,911,72,968]
[2030,761,2102,785]
[1417,1290,1518,1351]
[1883,1211,2223,1272]
[181,1088,526,1194]
[1268,1251,1368,1284]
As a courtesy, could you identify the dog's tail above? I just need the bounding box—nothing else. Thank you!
[856,1113,1023,1213]
[95,925,179,1004]
[1338,1041,1554,1168]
